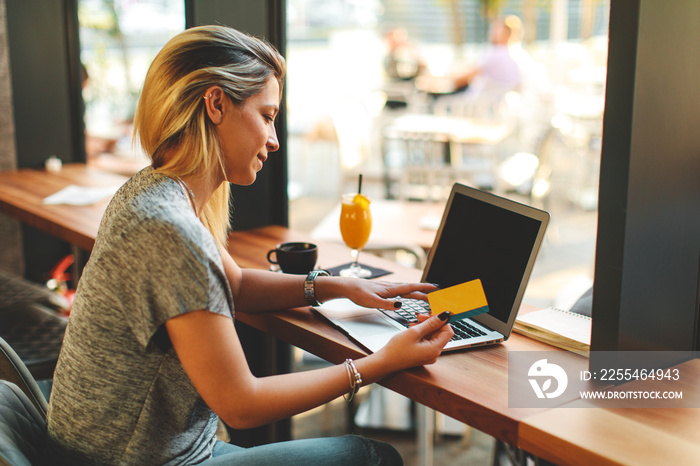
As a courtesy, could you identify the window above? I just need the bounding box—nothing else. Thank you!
[78,0,185,170]
[286,0,609,310]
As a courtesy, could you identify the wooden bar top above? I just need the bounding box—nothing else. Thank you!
[10,164,690,456]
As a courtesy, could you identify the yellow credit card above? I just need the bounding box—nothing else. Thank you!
[427,279,489,323]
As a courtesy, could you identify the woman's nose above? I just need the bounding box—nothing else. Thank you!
[267,125,280,152]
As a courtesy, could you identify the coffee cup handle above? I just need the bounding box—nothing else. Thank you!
[267,249,278,265]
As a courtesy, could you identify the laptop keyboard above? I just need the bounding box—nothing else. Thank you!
[382,298,487,342]
[394,298,430,323]
[450,319,487,340]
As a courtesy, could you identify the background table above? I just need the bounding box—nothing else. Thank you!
[0,164,126,252]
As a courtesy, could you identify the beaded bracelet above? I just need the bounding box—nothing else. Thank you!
[343,358,363,402]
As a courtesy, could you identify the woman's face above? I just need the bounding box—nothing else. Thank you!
[216,77,280,186]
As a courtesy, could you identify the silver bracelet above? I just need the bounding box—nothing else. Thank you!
[304,270,330,306]
[343,358,363,402]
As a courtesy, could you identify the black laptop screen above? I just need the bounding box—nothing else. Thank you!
[424,190,543,325]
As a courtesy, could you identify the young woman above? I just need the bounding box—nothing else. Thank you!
[46,25,453,465]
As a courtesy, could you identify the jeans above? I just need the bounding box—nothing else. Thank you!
[200,435,403,465]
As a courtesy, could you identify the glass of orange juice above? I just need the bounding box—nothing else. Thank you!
[339,192,372,277]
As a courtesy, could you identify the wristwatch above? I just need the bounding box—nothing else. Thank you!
[304,270,330,306]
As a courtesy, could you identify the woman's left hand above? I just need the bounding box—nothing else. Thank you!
[323,277,438,311]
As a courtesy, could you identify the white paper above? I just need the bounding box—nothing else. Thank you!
[43,185,120,206]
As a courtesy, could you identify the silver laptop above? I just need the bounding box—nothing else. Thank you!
[313,183,550,353]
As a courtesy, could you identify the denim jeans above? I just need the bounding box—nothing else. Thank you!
[201,435,403,465]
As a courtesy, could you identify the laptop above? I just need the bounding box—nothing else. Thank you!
[313,183,550,353]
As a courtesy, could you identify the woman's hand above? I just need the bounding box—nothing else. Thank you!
[371,312,454,374]
[316,277,438,311]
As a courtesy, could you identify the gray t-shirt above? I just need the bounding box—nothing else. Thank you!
[47,168,234,465]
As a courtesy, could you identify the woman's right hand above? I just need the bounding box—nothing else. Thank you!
[374,312,454,373]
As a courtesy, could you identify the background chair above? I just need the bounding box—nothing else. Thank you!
[434,87,520,193]
[0,337,47,417]
[0,303,68,382]
[0,270,68,381]
[0,336,49,466]
[0,270,69,313]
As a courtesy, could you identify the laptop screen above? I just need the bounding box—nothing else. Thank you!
[423,184,549,334]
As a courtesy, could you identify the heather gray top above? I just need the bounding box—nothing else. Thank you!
[47,167,234,465]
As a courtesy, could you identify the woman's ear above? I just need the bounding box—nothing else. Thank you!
[203,86,225,125]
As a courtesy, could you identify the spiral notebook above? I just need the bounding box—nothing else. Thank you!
[513,307,592,356]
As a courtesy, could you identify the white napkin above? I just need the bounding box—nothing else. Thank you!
[43,185,120,206]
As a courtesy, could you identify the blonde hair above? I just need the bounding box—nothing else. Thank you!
[133,25,286,246]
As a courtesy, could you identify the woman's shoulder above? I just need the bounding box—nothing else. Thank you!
[106,168,178,217]
[118,166,169,199]
[98,168,204,246]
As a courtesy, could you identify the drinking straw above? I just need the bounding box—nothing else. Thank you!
[358,174,363,195]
